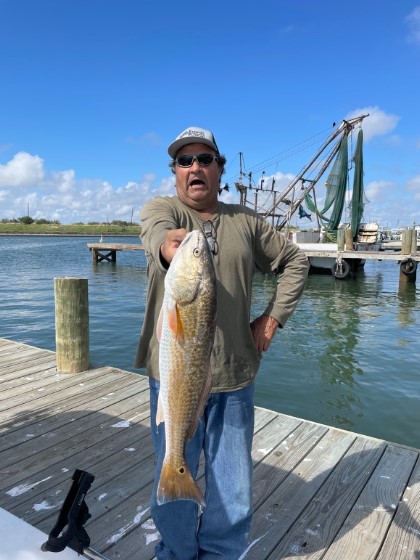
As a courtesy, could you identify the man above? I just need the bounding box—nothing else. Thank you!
[135,126,309,559]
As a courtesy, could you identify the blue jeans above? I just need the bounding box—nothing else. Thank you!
[149,377,255,560]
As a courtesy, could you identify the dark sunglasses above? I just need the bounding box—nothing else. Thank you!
[202,220,218,255]
[175,153,219,168]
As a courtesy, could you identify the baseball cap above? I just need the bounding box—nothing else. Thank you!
[168,126,220,159]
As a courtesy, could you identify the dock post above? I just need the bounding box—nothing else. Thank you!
[344,227,353,250]
[401,228,413,255]
[54,277,90,373]
[337,228,345,251]
[411,226,417,254]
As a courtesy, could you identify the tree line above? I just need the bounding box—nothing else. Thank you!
[1,217,138,226]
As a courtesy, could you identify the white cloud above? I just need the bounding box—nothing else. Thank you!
[345,107,400,142]
[0,150,175,223]
[364,180,396,203]
[406,6,420,44]
[0,152,45,187]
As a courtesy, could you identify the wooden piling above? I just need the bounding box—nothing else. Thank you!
[411,226,418,254]
[337,228,345,251]
[344,227,353,250]
[401,228,413,255]
[54,277,89,373]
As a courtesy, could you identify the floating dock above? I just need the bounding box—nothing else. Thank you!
[1,338,419,559]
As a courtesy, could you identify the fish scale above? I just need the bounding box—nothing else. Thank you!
[156,229,217,507]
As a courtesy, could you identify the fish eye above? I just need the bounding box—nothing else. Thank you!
[193,247,201,257]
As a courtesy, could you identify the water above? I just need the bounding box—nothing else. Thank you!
[1,235,419,449]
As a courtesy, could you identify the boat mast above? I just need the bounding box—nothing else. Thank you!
[261,114,369,230]
[235,152,247,206]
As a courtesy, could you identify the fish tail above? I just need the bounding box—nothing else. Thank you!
[157,460,205,507]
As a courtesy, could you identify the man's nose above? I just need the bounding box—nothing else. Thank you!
[190,158,201,170]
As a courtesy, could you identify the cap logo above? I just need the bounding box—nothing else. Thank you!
[179,129,206,140]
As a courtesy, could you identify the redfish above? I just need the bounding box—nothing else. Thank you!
[156,229,217,507]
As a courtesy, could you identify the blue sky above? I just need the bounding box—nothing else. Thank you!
[1,0,419,228]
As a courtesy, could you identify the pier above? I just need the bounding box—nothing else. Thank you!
[86,240,419,282]
[86,241,419,268]
[87,242,144,263]
[0,338,419,559]
[298,245,420,262]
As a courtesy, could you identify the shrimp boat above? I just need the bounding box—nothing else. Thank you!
[235,114,381,277]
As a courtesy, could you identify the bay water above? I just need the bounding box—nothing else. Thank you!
[1,235,419,449]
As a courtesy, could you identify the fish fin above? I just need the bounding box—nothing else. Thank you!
[187,366,212,441]
[156,306,164,342]
[157,460,205,507]
[167,301,184,342]
[156,392,165,425]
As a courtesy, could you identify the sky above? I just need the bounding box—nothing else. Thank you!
[1,0,419,229]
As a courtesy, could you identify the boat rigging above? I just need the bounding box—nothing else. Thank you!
[234,114,369,238]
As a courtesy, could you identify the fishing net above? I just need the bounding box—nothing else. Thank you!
[304,136,349,235]
[350,129,364,237]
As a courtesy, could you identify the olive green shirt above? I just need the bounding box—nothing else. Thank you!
[135,196,309,391]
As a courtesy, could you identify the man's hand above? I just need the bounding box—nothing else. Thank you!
[250,314,280,353]
[160,229,188,264]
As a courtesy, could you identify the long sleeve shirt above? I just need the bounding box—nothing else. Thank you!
[135,196,309,392]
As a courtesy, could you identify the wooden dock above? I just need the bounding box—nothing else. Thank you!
[1,338,419,559]
[299,246,420,262]
[86,241,419,269]
[87,243,144,263]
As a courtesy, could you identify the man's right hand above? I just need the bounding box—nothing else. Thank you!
[160,228,188,264]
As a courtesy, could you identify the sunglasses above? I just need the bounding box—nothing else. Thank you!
[175,153,219,168]
[202,220,218,255]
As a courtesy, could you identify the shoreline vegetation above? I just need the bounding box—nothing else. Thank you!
[0,221,141,237]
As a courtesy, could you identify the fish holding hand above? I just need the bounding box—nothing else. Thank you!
[156,229,217,507]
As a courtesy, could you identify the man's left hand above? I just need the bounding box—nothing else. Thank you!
[250,314,280,353]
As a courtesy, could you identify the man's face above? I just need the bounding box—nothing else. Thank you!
[174,143,222,212]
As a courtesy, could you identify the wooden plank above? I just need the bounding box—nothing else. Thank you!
[0,373,146,437]
[0,385,149,472]
[0,350,55,372]
[7,407,153,528]
[244,428,356,559]
[377,456,420,560]
[322,445,418,560]
[0,399,151,503]
[1,339,419,560]
[266,437,386,560]
[87,243,144,251]
[0,343,52,360]
[0,357,57,383]
[299,249,420,262]
[0,376,146,453]
[0,367,135,417]
[252,421,329,511]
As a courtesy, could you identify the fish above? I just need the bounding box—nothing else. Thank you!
[155,229,217,507]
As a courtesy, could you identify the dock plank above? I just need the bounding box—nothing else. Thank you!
[377,456,420,560]
[323,445,418,560]
[266,437,386,559]
[1,339,419,560]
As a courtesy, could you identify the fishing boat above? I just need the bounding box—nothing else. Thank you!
[235,114,381,277]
